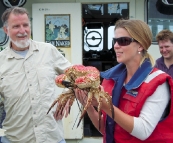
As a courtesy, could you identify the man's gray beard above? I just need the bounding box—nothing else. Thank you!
[10,38,30,49]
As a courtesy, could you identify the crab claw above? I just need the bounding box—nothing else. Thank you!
[62,80,76,88]
[55,74,69,88]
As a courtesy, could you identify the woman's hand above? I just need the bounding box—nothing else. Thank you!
[74,88,100,107]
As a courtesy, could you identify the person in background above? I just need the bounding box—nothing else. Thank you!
[75,19,173,143]
[155,29,173,78]
[0,6,72,143]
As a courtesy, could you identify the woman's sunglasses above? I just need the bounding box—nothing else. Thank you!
[112,37,137,46]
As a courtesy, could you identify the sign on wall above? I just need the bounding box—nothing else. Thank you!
[45,14,71,48]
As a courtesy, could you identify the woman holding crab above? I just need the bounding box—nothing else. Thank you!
[75,19,173,143]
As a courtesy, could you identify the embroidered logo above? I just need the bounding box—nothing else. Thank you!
[126,90,138,97]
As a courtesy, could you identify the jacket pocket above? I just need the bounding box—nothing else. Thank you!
[120,93,140,115]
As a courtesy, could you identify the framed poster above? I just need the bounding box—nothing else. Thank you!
[0,3,9,48]
[45,14,70,47]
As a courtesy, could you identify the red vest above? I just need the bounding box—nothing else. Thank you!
[102,69,173,143]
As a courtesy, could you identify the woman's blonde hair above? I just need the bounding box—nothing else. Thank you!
[115,19,155,66]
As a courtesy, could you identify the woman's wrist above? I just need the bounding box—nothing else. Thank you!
[86,105,95,113]
[100,100,114,117]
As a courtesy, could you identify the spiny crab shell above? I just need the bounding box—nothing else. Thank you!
[47,64,114,129]
[65,65,100,86]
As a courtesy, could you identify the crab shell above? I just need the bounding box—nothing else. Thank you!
[68,65,100,88]
[75,73,100,88]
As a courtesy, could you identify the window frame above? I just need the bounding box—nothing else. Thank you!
[145,0,173,44]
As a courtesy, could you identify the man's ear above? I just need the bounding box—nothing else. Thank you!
[3,26,8,35]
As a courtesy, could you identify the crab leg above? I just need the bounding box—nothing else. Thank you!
[101,91,114,119]
[47,90,74,114]
[68,95,75,114]
[88,88,103,131]
[77,91,93,128]
[47,99,59,114]
[97,94,103,131]
[58,91,75,115]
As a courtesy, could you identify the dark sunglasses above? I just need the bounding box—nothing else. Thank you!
[112,37,137,46]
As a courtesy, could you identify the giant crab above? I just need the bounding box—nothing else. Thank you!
[47,65,114,129]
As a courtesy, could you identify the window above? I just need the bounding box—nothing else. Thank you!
[83,3,129,52]
[147,0,173,43]
[83,26,103,51]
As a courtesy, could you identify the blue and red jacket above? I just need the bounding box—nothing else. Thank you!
[100,59,173,143]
